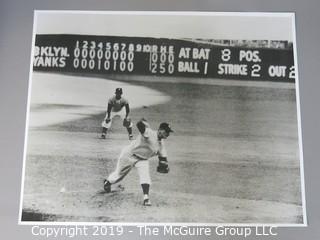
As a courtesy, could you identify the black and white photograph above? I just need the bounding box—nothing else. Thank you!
[19,11,306,225]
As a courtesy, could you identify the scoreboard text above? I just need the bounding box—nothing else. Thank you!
[33,34,295,82]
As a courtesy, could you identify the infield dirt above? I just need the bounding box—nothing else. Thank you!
[21,73,303,223]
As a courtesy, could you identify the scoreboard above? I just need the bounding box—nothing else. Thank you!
[33,34,295,82]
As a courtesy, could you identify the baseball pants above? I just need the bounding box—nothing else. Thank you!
[101,108,133,128]
[107,149,151,185]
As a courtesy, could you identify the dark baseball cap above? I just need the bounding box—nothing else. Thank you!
[159,122,174,133]
[115,88,123,94]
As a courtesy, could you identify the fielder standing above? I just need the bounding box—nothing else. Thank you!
[101,88,133,140]
[103,118,173,206]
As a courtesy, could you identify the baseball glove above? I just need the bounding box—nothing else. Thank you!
[123,118,131,128]
[105,118,111,124]
[157,157,169,174]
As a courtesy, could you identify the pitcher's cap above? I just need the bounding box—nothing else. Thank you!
[159,122,174,133]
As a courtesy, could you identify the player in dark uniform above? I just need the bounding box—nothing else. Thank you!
[101,88,133,140]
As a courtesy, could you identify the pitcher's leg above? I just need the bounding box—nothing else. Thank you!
[104,150,132,192]
[135,160,152,206]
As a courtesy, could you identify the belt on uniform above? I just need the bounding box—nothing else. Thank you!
[132,154,147,161]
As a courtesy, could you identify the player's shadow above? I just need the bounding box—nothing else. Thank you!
[93,185,125,196]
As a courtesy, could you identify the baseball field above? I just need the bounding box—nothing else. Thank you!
[21,72,304,224]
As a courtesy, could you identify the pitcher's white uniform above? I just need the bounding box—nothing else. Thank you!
[107,123,167,185]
